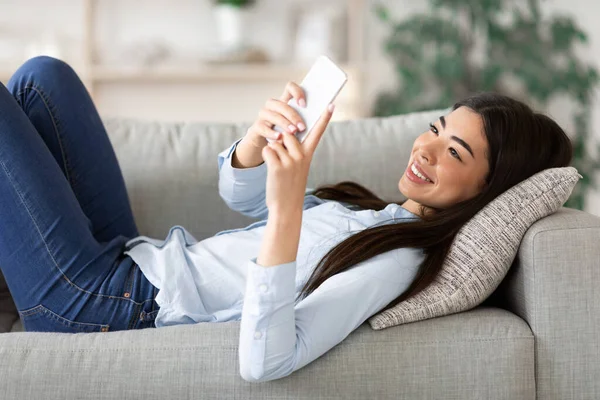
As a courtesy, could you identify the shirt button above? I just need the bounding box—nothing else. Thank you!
[258,284,268,293]
[254,331,263,339]
[372,211,380,217]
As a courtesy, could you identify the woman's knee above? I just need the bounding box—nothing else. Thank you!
[9,56,79,91]
[22,56,74,75]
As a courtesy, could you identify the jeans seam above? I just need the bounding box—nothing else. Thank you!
[16,85,71,186]
[22,303,109,330]
[128,303,142,330]
[123,262,137,297]
[61,276,156,306]
[18,304,45,317]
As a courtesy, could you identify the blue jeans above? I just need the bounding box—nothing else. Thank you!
[0,56,159,333]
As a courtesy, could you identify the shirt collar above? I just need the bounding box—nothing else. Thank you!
[389,203,421,220]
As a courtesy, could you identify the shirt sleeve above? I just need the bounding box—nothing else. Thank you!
[218,138,320,220]
[218,137,270,220]
[238,248,424,383]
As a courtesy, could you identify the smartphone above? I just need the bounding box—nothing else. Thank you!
[268,55,348,144]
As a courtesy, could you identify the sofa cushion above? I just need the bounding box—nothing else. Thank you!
[0,307,535,399]
[368,166,581,330]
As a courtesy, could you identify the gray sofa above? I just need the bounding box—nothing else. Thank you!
[1,110,599,399]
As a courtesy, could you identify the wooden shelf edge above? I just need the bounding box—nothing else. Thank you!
[91,63,360,83]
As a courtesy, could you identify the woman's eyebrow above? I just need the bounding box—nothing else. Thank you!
[439,116,475,159]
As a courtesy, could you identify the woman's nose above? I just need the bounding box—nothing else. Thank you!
[417,151,433,165]
[418,140,440,164]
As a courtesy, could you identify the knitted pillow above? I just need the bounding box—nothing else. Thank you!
[368,166,582,330]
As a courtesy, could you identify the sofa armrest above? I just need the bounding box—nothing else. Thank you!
[494,207,600,399]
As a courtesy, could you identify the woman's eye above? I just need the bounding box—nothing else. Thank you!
[450,148,461,160]
[429,122,461,161]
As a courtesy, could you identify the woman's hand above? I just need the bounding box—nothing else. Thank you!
[262,103,335,217]
[245,81,308,149]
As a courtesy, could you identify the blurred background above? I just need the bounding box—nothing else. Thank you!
[0,0,599,214]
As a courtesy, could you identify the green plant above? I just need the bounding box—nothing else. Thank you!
[373,0,600,211]
[213,0,255,7]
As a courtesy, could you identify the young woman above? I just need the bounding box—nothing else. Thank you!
[0,56,572,382]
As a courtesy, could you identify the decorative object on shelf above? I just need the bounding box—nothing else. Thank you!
[212,0,256,54]
[204,47,269,64]
[372,0,600,212]
[118,39,172,67]
[291,2,347,65]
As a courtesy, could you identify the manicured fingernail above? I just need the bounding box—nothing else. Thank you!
[328,103,335,113]
[298,98,306,108]
[288,124,296,132]
[274,133,281,139]
[297,122,306,131]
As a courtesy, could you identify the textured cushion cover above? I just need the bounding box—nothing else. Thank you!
[368,166,582,330]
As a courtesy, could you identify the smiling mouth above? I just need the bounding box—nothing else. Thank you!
[409,162,433,183]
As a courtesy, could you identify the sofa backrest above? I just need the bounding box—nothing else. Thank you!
[105,109,444,241]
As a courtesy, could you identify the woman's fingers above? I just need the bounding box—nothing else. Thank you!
[252,81,306,143]
[265,98,306,132]
[246,120,280,143]
[266,139,291,164]
[259,108,298,134]
[279,130,303,160]
[302,103,335,156]
[262,142,278,164]
[266,102,336,164]
[279,81,306,108]
[258,120,282,140]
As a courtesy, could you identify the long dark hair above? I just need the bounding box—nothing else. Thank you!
[296,92,573,314]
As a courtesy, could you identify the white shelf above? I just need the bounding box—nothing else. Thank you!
[91,63,360,83]
[2,63,360,85]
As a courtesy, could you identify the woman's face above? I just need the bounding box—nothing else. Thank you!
[399,106,490,217]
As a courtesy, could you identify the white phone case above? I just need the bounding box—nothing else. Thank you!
[267,55,348,144]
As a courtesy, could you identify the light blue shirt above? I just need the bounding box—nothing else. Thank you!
[124,137,425,383]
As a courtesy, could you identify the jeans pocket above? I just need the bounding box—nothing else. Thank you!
[19,304,110,333]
